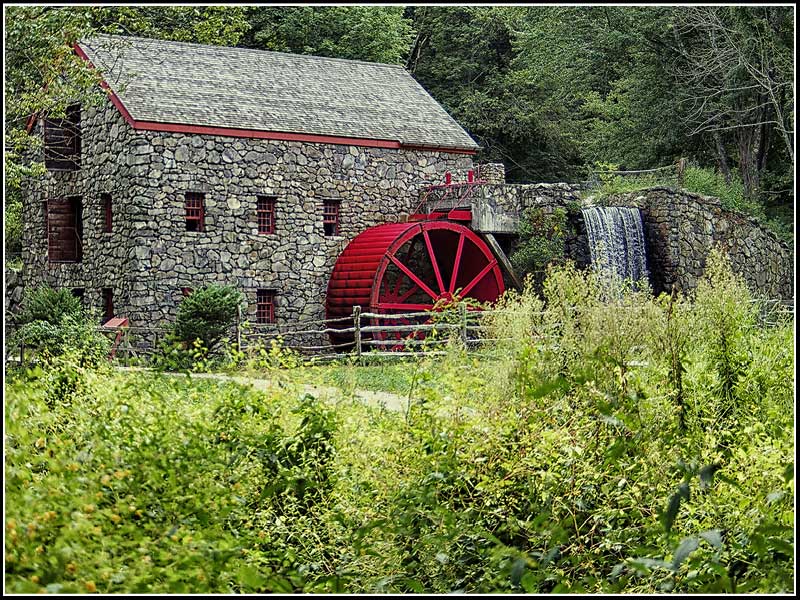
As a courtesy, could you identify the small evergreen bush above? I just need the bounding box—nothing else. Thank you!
[173,284,244,350]
[17,285,82,326]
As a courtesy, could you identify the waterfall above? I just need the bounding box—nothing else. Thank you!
[582,206,649,289]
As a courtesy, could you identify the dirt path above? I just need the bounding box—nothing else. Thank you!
[115,367,409,413]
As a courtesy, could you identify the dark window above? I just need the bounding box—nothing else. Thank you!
[256,289,276,324]
[44,103,81,171]
[102,288,114,323]
[71,288,85,306]
[181,287,193,297]
[323,199,340,236]
[47,196,83,262]
[257,195,276,234]
[185,192,205,232]
[102,193,113,233]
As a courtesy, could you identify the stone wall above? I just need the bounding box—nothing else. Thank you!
[5,268,24,340]
[469,175,793,302]
[22,102,141,322]
[606,187,794,302]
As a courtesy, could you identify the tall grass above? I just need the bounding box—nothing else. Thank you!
[5,252,794,593]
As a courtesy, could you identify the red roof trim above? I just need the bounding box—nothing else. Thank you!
[72,42,477,155]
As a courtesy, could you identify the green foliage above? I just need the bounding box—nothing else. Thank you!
[11,286,110,368]
[4,255,793,593]
[5,197,23,257]
[510,207,569,285]
[242,6,413,64]
[17,286,83,326]
[172,285,244,351]
[682,166,753,216]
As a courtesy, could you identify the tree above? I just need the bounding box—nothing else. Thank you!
[241,6,413,64]
[669,6,794,199]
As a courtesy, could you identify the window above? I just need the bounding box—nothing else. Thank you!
[256,289,276,324]
[102,193,113,233]
[102,288,114,323]
[257,195,276,234]
[47,196,83,262]
[44,103,81,171]
[185,192,205,232]
[181,287,193,297]
[323,199,340,236]
[71,288,85,306]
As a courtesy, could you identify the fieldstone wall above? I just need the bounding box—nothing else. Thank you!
[22,98,473,347]
[5,268,24,340]
[22,102,140,323]
[471,180,591,268]
[468,173,793,302]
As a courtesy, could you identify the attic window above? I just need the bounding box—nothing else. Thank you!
[44,103,81,171]
[185,192,205,232]
[256,289,276,324]
[47,197,83,263]
[257,195,276,234]
[323,199,340,236]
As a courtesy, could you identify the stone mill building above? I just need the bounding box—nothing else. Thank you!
[21,35,479,337]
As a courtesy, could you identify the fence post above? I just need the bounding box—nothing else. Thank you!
[676,157,686,188]
[459,302,468,346]
[236,304,242,350]
[353,305,362,359]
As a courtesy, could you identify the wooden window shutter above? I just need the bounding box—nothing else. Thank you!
[47,197,82,262]
[44,104,81,171]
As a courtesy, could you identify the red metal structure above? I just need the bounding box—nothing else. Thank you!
[326,198,505,348]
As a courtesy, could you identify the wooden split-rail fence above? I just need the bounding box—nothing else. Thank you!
[8,298,794,365]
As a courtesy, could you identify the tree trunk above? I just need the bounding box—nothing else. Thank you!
[736,126,761,201]
[713,131,732,183]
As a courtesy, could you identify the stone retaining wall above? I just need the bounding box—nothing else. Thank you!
[606,187,794,302]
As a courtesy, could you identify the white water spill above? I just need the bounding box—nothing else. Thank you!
[582,206,649,289]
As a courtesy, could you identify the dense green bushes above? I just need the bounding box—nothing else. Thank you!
[11,286,110,367]
[5,253,793,593]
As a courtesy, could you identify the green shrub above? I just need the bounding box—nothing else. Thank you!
[681,166,758,216]
[510,207,569,288]
[11,286,109,367]
[5,197,23,256]
[4,259,793,594]
[12,314,111,368]
[173,284,244,350]
[17,285,82,326]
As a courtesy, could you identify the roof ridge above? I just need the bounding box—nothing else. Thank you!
[83,33,406,70]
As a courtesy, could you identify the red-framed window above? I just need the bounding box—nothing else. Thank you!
[256,289,276,324]
[47,196,83,262]
[323,199,340,236]
[257,195,276,234]
[102,288,114,323]
[102,193,113,233]
[44,103,81,171]
[185,192,205,232]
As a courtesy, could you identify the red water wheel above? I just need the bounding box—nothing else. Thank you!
[326,221,505,351]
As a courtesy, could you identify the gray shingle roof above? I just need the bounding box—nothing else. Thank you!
[78,34,478,150]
